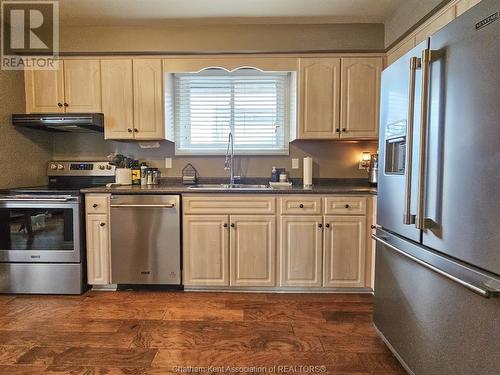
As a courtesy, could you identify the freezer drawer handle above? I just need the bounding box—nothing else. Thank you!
[110,204,175,208]
[372,234,500,299]
[403,56,420,225]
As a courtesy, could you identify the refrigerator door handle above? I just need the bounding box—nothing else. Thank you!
[415,48,433,229]
[403,57,421,225]
[372,233,500,299]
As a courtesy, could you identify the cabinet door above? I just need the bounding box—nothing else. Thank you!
[298,58,341,139]
[63,59,101,112]
[101,60,134,140]
[323,215,366,287]
[230,215,276,287]
[455,0,481,16]
[340,58,382,139]
[183,215,229,286]
[280,216,323,287]
[133,59,164,140]
[86,214,110,285]
[24,64,65,113]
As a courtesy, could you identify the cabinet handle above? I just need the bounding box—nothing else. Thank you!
[100,222,105,227]
[325,223,330,228]
[57,103,63,107]
[92,203,98,208]
[230,223,235,228]
[318,223,323,228]
[345,204,350,209]
[127,128,133,133]
[299,204,304,208]
[223,223,228,228]
[64,103,69,107]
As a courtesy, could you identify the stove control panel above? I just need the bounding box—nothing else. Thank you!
[47,161,115,176]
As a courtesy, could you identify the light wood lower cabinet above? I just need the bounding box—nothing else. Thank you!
[86,214,110,285]
[183,215,230,286]
[280,216,323,287]
[230,216,276,287]
[323,216,366,287]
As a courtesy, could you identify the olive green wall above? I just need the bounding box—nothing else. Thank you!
[0,70,53,189]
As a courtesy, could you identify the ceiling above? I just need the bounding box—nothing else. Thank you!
[59,0,404,26]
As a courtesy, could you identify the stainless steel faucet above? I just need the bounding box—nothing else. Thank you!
[224,132,236,186]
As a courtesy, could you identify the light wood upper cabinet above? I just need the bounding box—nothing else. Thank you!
[298,58,341,139]
[24,64,65,113]
[323,215,366,287]
[340,58,382,139]
[132,59,164,140]
[230,215,276,287]
[455,0,481,16]
[415,6,456,44]
[280,215,323,287]
[183,215,229,286]
[63,59,101,112]
[101,60,134,140]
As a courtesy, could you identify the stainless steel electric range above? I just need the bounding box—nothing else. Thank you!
[0,161,115,294]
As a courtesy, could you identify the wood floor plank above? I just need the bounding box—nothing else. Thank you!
[0,291,404,374]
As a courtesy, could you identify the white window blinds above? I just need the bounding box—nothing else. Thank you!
[173,70,290,155]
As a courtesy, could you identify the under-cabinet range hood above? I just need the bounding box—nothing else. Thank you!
[12,113,104,132]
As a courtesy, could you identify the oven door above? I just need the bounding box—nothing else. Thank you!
[0,197,81,263]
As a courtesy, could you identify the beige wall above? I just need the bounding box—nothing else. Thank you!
[60,23,385,53]
[52,133,377,179]
[384,0,450,47]
[0,71,53,189]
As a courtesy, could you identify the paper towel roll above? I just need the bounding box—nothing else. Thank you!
[303,157,313,187]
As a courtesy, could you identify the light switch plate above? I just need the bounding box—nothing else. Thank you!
[291,158,299,169]
[165,158,172,168]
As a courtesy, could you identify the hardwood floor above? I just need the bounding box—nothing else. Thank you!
[0,291,405,374]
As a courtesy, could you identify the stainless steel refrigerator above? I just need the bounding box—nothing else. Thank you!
[374,0,500,373]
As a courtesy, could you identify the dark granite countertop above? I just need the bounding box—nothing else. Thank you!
[81,178,377,195]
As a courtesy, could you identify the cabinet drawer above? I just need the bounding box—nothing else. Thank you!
[183,195,275,214]
[85,194,110,214]
[324,197,366,215]
[279,196,322,215]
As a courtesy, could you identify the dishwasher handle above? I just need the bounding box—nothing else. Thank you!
[111,204,175,208]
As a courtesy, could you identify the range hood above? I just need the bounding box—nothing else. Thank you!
[12,113,104,132]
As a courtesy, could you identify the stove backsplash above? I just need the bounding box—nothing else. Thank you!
[51,133,377,179]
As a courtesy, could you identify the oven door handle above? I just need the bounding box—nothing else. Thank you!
[0,198,74,202]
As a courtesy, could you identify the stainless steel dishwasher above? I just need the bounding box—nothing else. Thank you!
[110,195,181,285]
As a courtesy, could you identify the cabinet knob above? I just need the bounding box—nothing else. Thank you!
[92,203,98,208]
[230,223,235,228]
[371,224,377,229]
[100,222,105,227]
[57,103,63,107]
[127,128,133,133]
[335,128,340,133]
[299,204,304,208]
[342,128,347,132]
[64,103,69,107]
[223,223,228,228]
[134,128,138,133]
[318,223,323,228]
[326,223,330,228]
[345,204,350,208]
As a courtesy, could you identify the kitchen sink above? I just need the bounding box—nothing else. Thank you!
[188,184,272,190]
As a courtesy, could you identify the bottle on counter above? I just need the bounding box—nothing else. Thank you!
[140,163,148,186]
[131,161,141,185]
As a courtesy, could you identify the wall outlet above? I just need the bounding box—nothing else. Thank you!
[291,158,299,169]
[165,158,172,169]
